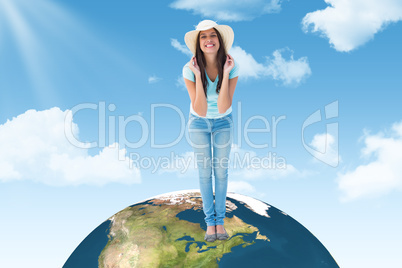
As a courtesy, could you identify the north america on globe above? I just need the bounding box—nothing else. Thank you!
[64,190,339,267]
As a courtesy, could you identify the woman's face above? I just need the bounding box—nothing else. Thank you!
[199,28,220,55]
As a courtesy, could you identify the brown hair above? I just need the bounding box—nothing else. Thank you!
[195,27,227,97]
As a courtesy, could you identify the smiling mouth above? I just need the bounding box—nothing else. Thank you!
[205,44,215,48]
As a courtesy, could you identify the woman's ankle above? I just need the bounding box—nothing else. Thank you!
[207,225,216,234]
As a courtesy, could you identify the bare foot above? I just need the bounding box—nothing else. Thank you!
[216,225,225,234]
[207,225,216,235]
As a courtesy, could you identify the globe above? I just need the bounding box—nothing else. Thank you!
[63,190,339,267]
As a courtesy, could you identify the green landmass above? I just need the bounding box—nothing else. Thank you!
[99,195,269,267]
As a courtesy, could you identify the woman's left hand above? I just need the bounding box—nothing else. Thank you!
[223,54,235,74]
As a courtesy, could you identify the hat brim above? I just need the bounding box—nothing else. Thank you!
[184,25,234,56]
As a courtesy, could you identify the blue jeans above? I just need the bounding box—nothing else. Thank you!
[187,112,234,226]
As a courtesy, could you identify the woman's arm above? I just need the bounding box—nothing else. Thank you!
[193,74,208,117]
[183,57,208,117]
[217,75,238,114]
[184,75,208,117]
[218,54,238,114]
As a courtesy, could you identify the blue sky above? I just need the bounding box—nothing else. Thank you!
[0,0,401,267]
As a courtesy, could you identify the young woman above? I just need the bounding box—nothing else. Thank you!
[182,20,239,242]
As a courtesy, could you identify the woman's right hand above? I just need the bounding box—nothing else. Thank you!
[188,56,201,77]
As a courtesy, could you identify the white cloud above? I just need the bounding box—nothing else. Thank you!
[230,46,312,85]
[309,132,341,167]
[157,151,197,178]
[148,75,162,84]
[169,0,283,21]
[170,38,193,57]
[302,0,402,52]
[229,46,266,79]
[263,48,312,86]
[228,181,256,195]
[172,40,311,86]
[0,107,141,186]
[231,160,307,180]
[159,143,312,181]
[176,75,187,91]
[229,144,304,179]
[336,120,402,202]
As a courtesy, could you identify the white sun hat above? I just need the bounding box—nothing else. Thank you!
[184,20,234,56]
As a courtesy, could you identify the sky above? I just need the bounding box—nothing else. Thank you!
[0,0,401,267]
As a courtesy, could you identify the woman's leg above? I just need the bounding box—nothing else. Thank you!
[188,125,215,227]
[212,120,233,226]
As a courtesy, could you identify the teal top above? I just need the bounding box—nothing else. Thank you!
[182,61,239,118]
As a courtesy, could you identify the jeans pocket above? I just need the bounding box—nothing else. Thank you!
[219,114,233,130]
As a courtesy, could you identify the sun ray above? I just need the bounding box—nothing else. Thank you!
[17,0,142,74]
[0,0,58,105]
[0,0,143,107]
